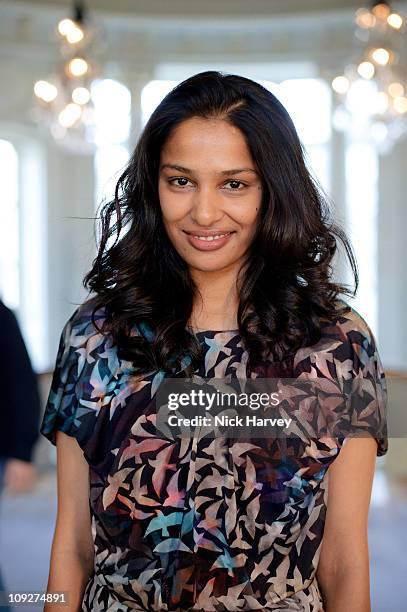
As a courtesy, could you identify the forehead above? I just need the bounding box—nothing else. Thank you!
[161,117,255,167]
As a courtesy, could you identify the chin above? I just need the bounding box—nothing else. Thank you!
[186,257,238,273]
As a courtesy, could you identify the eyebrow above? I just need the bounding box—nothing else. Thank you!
[160,163,258,176]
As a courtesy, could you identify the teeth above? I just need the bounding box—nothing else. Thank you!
[194,233,230,241]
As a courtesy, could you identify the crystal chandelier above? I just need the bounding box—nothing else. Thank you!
[331,1,407,153]
[32,1,104,153]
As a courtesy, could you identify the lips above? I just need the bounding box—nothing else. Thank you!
[183,230,236,251]
[184,230,235,238]
[187,231,231,241]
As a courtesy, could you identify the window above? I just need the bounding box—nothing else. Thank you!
[0,139,19,309]
[141,80,178,127]
[345,138,379,334]
[261,78,332,194]
[92,79,131,210]
[0,135,48,372]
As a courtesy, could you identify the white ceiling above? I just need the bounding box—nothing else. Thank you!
[0,0,372,20]
[1,0,407,80]
[6,0,407,28]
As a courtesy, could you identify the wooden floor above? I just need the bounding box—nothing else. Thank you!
[0,467,405,612]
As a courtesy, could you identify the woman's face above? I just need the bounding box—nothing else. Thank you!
[158,116,263,274]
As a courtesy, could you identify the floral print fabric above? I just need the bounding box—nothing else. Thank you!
[40,299,388,611]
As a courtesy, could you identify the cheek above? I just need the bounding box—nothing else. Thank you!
[234,188,262,225]
[159,190,189,225]
[234,202,261,231]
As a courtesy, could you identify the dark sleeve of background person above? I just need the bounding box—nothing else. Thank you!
[0,300,41,462]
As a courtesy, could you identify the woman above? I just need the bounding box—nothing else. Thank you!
[41,71,388,611]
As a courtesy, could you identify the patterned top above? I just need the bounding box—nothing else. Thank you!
[40,298,388,612]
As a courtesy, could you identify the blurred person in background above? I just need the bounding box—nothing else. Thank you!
[0,298,41,607]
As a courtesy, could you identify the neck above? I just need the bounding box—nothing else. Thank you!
[189,264,240,330]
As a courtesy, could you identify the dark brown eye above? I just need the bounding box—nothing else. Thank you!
[169,177,190,187]
[226,180,246,190]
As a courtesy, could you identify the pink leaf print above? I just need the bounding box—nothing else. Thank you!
[102,468,133,510]
[149,443,178,497]
[119,437,170,468]
[162,469,186,508]
[116,494,155,520]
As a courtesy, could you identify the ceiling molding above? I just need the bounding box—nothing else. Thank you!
[0,0,374,19]
[1,0,406,76]
[2,0,407,30]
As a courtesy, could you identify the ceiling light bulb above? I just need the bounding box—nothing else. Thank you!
[72,86,91,105]
[371,47,391,66]
[58,18,75,37]
[355,8,376,28]
[388,82,404,97]
[357,61,375,79]
[372,3,391,19]
[58,103,82,128]
[332,76,350,94]
[66,26,84,44]
[393,96,407,113]
[33,80,58,102]
[67,57,89,77]
[387,13,403,29]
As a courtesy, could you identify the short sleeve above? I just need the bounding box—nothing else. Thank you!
[40,306,88,448]
[338,320,388,457]
[40,302,151,469]
[293,304,388,458]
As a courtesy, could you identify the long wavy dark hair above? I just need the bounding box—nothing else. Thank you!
[83,70,358,377]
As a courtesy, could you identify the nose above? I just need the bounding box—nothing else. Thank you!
[189,186,223,227]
